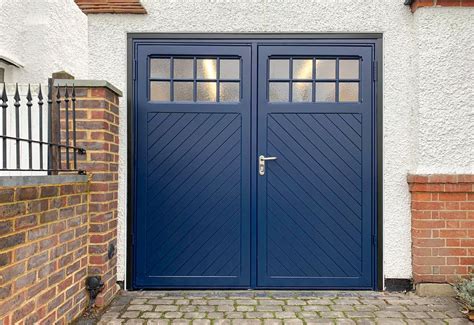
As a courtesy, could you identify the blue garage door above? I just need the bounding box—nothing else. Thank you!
[132,40,377,289]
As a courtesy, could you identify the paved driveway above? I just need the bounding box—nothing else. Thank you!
[96,291,469,324]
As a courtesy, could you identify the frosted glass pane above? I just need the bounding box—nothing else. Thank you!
[197,82,217,102]
[220,82,240,102]
[150,59,170,79]
[269,60,289,79]
[150,81,170,101]
[339,82,359,102]
[174,59,194,79]
[174,82,193,102]
[220,60,240,80]
[293,60,313,80]
[339,60,359,79]
[315,59,336,79]
[269,82,289,102]
[315,82,336,102]
[197,59,217,79]
[293,82,312,102]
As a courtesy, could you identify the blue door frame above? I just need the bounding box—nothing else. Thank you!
[128,35,382,290]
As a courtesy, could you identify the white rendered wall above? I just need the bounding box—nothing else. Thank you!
[412,8,474,175]
[85,0,473,284]
[0,0,89,85]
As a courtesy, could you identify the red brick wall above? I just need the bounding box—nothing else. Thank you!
[73,86,120,307]
[409,0,474,12]
[408,174,474,283]
[0,83,121,324]
[0,179,89,324]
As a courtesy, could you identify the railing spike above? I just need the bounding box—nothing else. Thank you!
[26,84,32,102]
[47,83,52,102]
[1,83,7,103]
[38,84,43,102]
[64,84,69,100]
[14,83,20,102]
[72,84,76,99]
[56,84,61,99]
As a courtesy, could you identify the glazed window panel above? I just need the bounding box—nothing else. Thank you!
[268,57,360,103]
[149,56,241,103]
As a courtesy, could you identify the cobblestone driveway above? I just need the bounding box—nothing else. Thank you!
[97,291,469,324]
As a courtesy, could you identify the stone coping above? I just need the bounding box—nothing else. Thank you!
[0,174,88,187]
[54,79,123,97]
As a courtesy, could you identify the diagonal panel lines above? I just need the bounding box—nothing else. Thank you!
[145,112,243,278]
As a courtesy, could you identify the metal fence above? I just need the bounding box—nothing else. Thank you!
[0,83,85,174]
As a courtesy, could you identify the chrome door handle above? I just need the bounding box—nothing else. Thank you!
[259,155,277,176]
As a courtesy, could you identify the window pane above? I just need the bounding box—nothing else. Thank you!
[293,60,313,80]
[293,83,312,102]
[315,82,336,102]
[197,82,217,102]
[269,82,289,102]
[339,82,359,102]
[269,59,289,79]
[150,81,170,101]
[174,82,193,102]
[174,59,194,79]
[150,59,170,79]
[220,60,240,80]
[315,59,336,79]
[339,60,359,79]
[197,59,217,79]
[220,82,240,102]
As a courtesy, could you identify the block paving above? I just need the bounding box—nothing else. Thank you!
[96,291,470,324]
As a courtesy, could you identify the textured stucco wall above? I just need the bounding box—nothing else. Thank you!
[85,0,473,284]
[412,8,474,175]
[0,0,88,84]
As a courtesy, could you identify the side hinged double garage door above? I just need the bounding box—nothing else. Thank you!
[132,37,379,289]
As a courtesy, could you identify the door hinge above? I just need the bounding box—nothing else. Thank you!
[372,61,378,82]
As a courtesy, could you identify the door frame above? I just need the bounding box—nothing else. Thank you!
[126,33,383,290]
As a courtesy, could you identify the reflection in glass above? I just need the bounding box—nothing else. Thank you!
[174,82,193,102]
[315,82,336,102]
[197,59,217,79]
[293,60,313,80]
[339,60,359,79]
[269,60,289,79]
[339,82,359,102]
[150,81,170,101]
[220,82,240,102]
[220,60,240,80]
[174,59,194,79]
[269,82,289,102]
[197,82,217,102]
[315,60,336,79]
[150,59,170,79]
[293,83,312,102]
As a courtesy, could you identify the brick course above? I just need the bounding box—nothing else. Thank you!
[0,181,89,325]
[408,0,474,12]
[408,174,474,284]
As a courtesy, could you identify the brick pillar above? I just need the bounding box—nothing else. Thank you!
[408,174,474,284]
[58,80,121,307]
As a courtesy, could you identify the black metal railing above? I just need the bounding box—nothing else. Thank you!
[0,83,85,174]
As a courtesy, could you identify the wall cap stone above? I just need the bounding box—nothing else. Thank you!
[0,175,88,187]
[55,79,123,97]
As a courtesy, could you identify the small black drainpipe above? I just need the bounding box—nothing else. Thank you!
[85,276,104,310]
